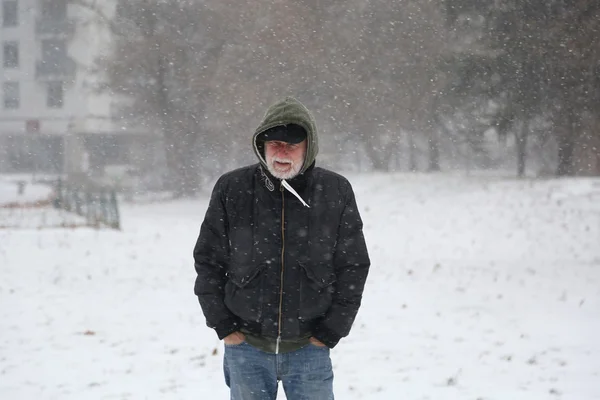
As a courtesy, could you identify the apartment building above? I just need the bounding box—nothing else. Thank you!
[0,0,154,179]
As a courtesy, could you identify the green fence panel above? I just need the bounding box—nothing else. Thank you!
[53,180,121,230]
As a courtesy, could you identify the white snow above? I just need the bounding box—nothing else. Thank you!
[0,177,86,229]
[1,172,599,399]
[0,176,54,206]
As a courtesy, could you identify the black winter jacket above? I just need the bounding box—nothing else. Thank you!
[193,163,370,348]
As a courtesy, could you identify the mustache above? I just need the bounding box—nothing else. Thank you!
[266,154,301,179]
[271,157,293,165]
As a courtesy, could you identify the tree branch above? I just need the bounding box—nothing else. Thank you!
[69,0,125,37]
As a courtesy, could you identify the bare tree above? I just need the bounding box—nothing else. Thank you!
[447,0,600,176]
[335,0,450,171]
[74,0,226,196]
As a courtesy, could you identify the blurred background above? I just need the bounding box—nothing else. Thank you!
[0,0,598,199]
[1,1,599,399]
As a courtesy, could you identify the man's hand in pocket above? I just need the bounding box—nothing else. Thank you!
[224,332,245,345]
[309,337,327,347]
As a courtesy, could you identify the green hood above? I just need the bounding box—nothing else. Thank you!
[252,97,318,175]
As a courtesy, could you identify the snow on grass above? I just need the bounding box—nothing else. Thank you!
[1,172,599,399]
[0,176,54,206]
[0,176,86,229]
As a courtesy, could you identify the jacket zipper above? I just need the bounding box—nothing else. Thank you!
[275,183,286,354]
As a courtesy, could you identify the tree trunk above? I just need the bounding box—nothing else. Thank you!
[164,125,200,198]
[408,131,417,172]
[428,129,440,172]
[516,122,527,177]
[556,132,576,176]
[429,94,444,172]
[364,134,394,171]
[155,55,200,197]
[365,146,391,171]
[156,55,182,196]
[556,109,578,176]
[178,131,200,197]
[163,128,183,195]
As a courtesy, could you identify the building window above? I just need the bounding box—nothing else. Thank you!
[41,0,67,20]
[41,39,67,62]
[3,41,18,68]
[3,81,19,109]
[47,81,64,108]
[2,1,18,27]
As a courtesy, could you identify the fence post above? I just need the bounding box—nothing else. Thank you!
[52,180,120,230]
[85,191,93,226]
[110,190,120,229]
[54,178,63,209]
[75,189,83,215]
[64,187,72,212]
[100,191,109,226]
[92,192,100,227]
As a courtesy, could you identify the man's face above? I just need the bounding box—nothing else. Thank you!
[264,139,307,180]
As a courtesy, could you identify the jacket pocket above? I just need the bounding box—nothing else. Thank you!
[224,264,265,322]
[298,262,336,321]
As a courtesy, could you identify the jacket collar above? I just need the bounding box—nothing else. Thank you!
[257,162,315,194]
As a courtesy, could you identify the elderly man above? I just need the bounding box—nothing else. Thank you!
[194,97,370,400]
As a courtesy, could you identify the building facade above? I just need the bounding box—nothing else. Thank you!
[0,0,156,181]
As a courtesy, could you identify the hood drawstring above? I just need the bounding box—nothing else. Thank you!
[282,179,310,208]
[259,166,310,207]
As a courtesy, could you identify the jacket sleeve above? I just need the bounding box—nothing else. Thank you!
[313,180,370,348]
[193,177,239,339]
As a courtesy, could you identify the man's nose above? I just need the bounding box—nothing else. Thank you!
[277,146,290,155]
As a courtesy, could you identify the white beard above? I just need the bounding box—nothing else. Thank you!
[266,155,302,180]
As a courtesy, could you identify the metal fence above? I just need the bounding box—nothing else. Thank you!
[53,179,120,229]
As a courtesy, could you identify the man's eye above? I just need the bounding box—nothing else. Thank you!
[268,141,297,150]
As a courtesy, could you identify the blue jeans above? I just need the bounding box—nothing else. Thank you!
[223,342,334,400]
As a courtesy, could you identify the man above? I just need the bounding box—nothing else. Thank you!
[194,97,370,400]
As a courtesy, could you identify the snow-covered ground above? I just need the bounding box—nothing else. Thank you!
[0,176,85,229]
[1,172,599,400]
[0,176,53,206]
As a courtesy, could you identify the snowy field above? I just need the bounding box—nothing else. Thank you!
[1,172,599,400]
[0,176,53,206]
[0,177,85,229]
